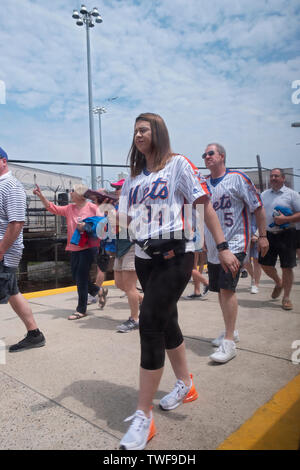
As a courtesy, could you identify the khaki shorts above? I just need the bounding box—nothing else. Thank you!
[113,244,136,271]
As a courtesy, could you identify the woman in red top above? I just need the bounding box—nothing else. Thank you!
[33,184,101,320]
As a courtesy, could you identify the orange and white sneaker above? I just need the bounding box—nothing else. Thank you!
[119,409,156,450]
[159,374,198,411]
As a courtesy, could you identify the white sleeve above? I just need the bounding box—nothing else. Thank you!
[176,157,210,203]
[237,173,262,212]
[291,191,300,213]
[6,184,26,222]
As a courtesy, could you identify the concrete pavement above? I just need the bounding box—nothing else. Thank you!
[0,267,299,450]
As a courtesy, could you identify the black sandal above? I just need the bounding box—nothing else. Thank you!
[98,287,108,309]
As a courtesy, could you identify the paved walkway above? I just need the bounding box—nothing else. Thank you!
[0,267,299,450]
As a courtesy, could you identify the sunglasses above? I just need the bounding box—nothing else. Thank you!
[202,150,215,159]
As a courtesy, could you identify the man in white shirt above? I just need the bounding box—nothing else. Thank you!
[259,168,300,310]
[0,147,45,351]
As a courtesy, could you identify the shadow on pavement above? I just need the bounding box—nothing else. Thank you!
[30,379,188,434]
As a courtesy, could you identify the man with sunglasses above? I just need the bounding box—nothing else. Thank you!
[201,143,269,363]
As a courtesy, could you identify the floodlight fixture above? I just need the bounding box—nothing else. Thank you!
[80,4,88,15]
[91,7,100,16]
[72,9,80,19]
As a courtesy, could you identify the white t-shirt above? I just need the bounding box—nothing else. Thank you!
[261,185,300,233]
[119,155,210,258]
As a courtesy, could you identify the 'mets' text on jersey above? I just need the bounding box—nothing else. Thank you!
[128,176,169,206]
[119,155,210,242]
[204,170,262,264]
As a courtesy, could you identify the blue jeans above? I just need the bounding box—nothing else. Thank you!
[71,247,99,314]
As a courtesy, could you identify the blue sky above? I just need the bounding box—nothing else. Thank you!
[1,0,300,190]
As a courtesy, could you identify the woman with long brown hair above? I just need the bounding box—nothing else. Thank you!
[118,113,239,450]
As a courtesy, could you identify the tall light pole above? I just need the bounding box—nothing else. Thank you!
[93,106,106,187]
[72,5,103,189]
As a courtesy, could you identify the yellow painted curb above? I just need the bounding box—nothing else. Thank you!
[218,374,300,450]
[23,280,115,300]
[22,264,207,300]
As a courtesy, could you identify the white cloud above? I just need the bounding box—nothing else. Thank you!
[1,0,300,189]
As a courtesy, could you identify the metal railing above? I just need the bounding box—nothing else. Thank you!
[24,207,67,236]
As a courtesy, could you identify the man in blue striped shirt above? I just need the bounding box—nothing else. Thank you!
[0,147,45,352]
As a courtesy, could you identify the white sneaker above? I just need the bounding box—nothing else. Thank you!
[250,285,259,294]
[159,374,198,411]
[87,294,97,305]
[210,339,237,363]
[119,409,156,450]
[212,330,239,347]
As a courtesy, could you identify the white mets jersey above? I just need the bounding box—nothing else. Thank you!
[203,169,262,264]
[119,154,210,258]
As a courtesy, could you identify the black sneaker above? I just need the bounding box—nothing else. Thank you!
[9,331,46,352]
[202,285,209,297]
[183,293,202,300]
[240,270,248,278]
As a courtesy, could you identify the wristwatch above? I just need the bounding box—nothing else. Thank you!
[216,241,229,252]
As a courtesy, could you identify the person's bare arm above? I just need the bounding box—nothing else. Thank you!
[33,184,51,209]
[274,211,300,225]
[254,206,269,257]
[195,197,240,274]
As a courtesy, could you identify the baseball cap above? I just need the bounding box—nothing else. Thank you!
[110,178,125,188]
[0,147,8,160]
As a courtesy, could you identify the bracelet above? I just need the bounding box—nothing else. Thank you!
[216,241,229,252]
[259,235,267,238]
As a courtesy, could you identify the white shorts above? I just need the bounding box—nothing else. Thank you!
[113,244,136,271]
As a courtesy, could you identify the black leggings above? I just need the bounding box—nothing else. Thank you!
[135,252,194,370]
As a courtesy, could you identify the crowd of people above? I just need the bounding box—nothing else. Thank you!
[1,113,300,450]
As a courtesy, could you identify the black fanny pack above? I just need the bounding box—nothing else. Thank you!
[135,231,186,259]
